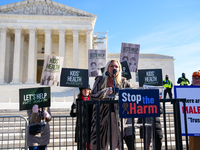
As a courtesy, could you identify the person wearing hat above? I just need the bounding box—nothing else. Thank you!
[70,85,92,150]
[189,71,200,150]
[177,73,190,86]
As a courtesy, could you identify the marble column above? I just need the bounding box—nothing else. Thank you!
[44,28,52,56]
[0,26,7,84]
[72,29,79,68]
[26,27,36,84]
[20,32,25,83]
[86,29,93,67]
[58,28,66,65]
[11,27,22,84]
[5,31,11,83]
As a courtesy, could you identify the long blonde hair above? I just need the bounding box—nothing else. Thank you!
[101,60,122,89]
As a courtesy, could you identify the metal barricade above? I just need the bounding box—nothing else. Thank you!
[0,115,28,150]
[77,98,188,150]
[48,115,77,150]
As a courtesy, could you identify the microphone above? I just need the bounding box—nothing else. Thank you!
[113,69,117,76]
[105,71,112,78]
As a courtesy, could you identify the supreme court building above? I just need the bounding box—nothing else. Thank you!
[0,0,97,84]
[0,0,175,87]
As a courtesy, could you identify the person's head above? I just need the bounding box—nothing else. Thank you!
[102,60,122,88]
[129,57,136,65]
[91,62,97,70]
[78,85,91,99]
[182,73,186,78]
[122,56,128,62]
[165,75,169,80]
[192,71,200,85]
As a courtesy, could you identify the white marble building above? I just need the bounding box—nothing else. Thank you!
[0,0,176,111]
[0,0,96,84]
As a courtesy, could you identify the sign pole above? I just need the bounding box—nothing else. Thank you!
[74,88,76,104]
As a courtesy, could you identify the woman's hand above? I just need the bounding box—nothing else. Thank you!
[32,105,38,113]
[43,111,50,118]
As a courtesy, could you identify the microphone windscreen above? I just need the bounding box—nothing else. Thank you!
[113,69,117,75]
[105,71,110,76]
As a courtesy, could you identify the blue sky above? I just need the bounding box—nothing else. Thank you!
[1,0,200,84]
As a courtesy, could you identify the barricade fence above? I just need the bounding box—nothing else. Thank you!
[0,99,188,150]
[76,98,188,150]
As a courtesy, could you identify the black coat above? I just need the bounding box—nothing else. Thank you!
[137,104,163,139]
[70,99,93,144]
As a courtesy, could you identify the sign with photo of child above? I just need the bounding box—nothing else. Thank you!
[40,55,63,86]
[88,49,106,77]
[120,43,140,72]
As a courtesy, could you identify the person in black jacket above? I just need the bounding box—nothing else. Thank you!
[137,104,163,150]
[70,85,93,150]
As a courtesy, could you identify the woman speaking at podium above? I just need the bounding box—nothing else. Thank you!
[90,60,135,150]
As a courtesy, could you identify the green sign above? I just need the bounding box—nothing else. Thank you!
[19,87,51,111]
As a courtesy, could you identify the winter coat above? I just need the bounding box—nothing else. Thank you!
[27,107,51,147]
[70,96,93,144]
[137,104,163,140]
[90,76,134,150]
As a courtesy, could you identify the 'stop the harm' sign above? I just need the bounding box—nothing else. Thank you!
[119,89,160,118]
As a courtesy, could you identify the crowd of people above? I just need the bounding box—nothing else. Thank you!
[27,59,200,150]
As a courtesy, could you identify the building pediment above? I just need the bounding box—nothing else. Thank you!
[0,0,96,18]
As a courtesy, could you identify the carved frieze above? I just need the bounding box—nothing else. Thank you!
[0,19,17,23]
[62,20,92,25]
[0,2,89,17]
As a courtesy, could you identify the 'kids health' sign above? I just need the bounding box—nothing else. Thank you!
[174,86,200,136]
[119,89,160,118]
[60,68,88,88]
[138,69,163,87]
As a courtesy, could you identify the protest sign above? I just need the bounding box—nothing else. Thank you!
[60,68,89,88]
[174,86,200,136]
[40,55,63,86]
[88,49,106,77]
[120,43,140,72]
[119,89,160,118]
[19,87,50,111]
[121,61,132,80]
[138,69,163,87]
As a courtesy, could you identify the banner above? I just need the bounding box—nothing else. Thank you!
[60,68,89,88]
[119,89,160,118]
[138,69,163,87]
[40,55,63,86]
[121,61,132,80]
[88,49,106,77]
[120,43,140,72]
[174,86,200,136]
[19,87,51,111]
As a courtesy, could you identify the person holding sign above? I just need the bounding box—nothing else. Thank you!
[27,105,51,150]
[90,60,135,150]
[163,75,173,99]
[189,71,200,150]
[177,73,190,86]
[70,85,93,150]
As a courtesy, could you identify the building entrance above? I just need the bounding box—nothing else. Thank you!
[37,60,44,83]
